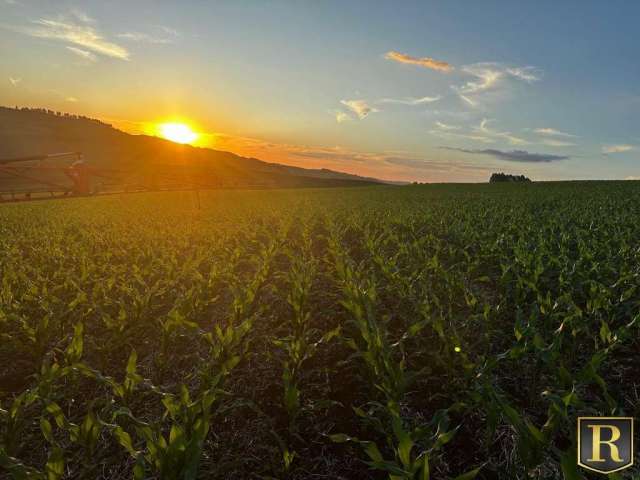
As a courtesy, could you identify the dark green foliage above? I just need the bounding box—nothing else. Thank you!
[490,172,531,182]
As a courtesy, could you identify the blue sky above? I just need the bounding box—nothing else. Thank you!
[1,0,638,181]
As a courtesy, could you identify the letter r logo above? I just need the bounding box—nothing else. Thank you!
[578,417,634,474]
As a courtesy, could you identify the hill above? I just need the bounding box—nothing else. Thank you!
[0,107,384,193]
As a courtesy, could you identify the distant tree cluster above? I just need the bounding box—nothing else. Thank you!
[11,106,111,127]
[490,172,531,183]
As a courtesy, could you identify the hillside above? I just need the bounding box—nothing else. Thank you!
[0,107,383,192]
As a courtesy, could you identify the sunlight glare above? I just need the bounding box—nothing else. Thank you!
[159,122,199,144]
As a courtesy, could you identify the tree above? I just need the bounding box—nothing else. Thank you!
[489,172,531,183]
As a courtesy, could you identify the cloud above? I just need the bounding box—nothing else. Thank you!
[117,32,169,44]
[442,147,568,163]
[334,111,350,123]
[506,67,540,82]
[534,127,576,138]
[384,51,453,72]
[625,176,640,180]
[65,96,78,102]
[9,76,21,86]
[430,120,496,143]
[430,119,493,143]
[602,144,633,154]
[378,95,441,105]
[458,94,477,107]
[474,118,529,145]
[434,121,459,131]
[14,11,129,60]
[66,46,97,61]
[455,65,504,95]
[452,63,540,106]
[340,99,378,119]
[430,118,530,146]
[118,25,179,44]
[541,139,576,147]
[157,25,179,37]
[429,130,494,144]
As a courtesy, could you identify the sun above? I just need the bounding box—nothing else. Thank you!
[159,122,199,144]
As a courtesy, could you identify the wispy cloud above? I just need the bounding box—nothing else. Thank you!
[65,96,78,102]
[340,99,378,119]
[452,63,540,106]
[13,11,129,60]
[429,119,493,143]
[334,111,350,123]
[506,67,539,82]
[474,118,529,145]
[602,144,634,154]
[534,127,576,138]
[9,76,21,86]
[117,26,178,44]
[66,45,97,61]
[430,130,493,144]
[430,131,494,144]
[378,95,441,105]
[541,139,576,147]
[455,65,503,95]
[430,118,531,146]
[458,94,477,107]
[157,25,179,37]
[442,147,568,163]
[117,32,169,44]
[434,121,459,131]
[384,51,453,72]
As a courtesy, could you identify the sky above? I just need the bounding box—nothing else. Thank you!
[1,0,639,182]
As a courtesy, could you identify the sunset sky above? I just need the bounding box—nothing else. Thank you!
[1,1,639,182]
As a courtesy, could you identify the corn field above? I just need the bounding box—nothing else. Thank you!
[1,182,639,479]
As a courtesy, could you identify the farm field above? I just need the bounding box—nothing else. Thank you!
[1,182,639,479]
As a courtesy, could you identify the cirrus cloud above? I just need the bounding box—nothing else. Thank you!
[541,139,576,147]
[474,118,529,145]
[12,11,129,60]
[378,95,441,105]
[340,99,378,119]
[452,62,540,107]
[434,121,459,131]
[117,26,179,44]
[384,51,453,72]
[602,144,633,154]
[334,111,350,123]
[66,46,97,62]
[534,127,576,138]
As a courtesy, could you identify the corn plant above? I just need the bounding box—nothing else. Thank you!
[1,183,640,478]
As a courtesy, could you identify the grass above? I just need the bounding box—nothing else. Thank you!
[1,182,639,479]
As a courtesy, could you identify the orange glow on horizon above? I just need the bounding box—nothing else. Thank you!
[157,122,199,144]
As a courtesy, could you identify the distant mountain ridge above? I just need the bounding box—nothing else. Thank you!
[0,106,386,191]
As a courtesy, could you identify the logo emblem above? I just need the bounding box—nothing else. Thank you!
[577,417,634,474]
